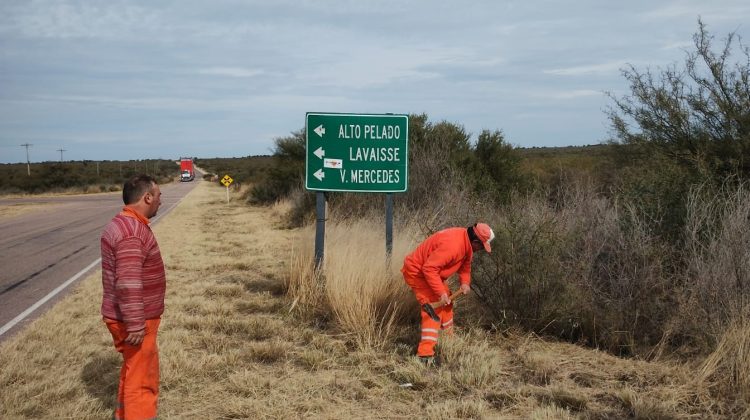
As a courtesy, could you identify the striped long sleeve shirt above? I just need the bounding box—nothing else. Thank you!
[101,210,166,332]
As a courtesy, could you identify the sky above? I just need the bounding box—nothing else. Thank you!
[1,1,749,163]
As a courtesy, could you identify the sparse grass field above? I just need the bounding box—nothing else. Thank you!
[0,202,56,220]
[0,181,737,419]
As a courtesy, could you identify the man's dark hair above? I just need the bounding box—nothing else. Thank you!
[467,224,479,242]
[123,175,157,205]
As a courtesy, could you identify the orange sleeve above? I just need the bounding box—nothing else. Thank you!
[421,245,454,297]
[458,256,472,286]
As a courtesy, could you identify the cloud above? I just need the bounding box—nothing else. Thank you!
[0,1,160,39]
[297,45,457,89]
[533,89,602,100]
[642,2,750,21]
[21,92,355,113]
[660,41,693,51]
[19,94,253,112]
[2,0,749,163]
[196,67,264,78]
[543,60,628,76]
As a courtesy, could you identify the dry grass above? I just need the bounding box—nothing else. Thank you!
[700,322,750,399]
[287,218,417,350]
[0,181,742,418]
[0,201,55,219]
[269,197,293,222]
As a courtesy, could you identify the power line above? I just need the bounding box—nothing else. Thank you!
[20,143,32,176]
[57,148,67,162]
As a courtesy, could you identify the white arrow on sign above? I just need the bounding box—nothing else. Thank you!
[314,124,325,137]
[313,147,325,159]
[314,168,325,181]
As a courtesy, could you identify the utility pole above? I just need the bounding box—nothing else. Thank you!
[20,143,32,176]
[57,148,67,162]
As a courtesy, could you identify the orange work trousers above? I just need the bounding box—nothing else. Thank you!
[403,272,454,357]
[104,318,161,420]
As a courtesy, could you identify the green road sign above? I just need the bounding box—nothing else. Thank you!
[305,112,409,192]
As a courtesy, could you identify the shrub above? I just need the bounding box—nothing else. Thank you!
[607,20,750,182]
[252,114,528,227]
[674,184,750,350]
[472,180,675,354]
[471,192,571,333]
[0,160,179,194]
[249,131,305,205]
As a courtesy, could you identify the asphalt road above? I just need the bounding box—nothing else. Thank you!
[0,177,200,341]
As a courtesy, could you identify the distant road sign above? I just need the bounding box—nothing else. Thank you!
[305,113,408,192]
[221,175,233,187]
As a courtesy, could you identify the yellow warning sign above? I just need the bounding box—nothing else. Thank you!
[221,175,233,187]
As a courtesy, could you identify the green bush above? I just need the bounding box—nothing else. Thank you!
[0,160,178,194]
[194,156,274,186]
[611,149,706,241]
[249,115,528,227]
[249,130,305,205]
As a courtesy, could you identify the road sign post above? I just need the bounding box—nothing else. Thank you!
[221,174,234,203]
[314,192,327,271]
[305,113,408,266]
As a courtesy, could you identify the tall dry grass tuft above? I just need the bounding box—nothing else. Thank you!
[699,321,750,397]
[287,218,417,349]
[529,405,577,420]
[614,388,675,419]
[436,329,509,390]
[286,238,325,317]
[270,197,293,223]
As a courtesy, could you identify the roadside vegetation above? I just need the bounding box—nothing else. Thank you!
[0,182,729,418]
[266,20,750,415]
[0,159,178,195]
[1,19,748,418]
[194,155,274,187]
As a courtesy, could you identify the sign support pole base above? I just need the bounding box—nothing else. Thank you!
[385,193,393,262]
[314,192,327,271]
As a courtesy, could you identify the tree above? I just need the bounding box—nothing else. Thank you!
[249,129,306,204]
[607,19,750,181]
[474,129,524,199]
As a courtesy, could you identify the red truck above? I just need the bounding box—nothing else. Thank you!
[180,158,195,182]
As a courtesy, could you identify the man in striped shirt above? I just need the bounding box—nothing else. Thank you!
[101,174,165,420]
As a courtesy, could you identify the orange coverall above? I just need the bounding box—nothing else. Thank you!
[401,227,474,357]
[105,318,160,420]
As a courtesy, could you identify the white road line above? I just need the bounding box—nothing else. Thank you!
[0,258,101,337]
[0,184,194,338]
